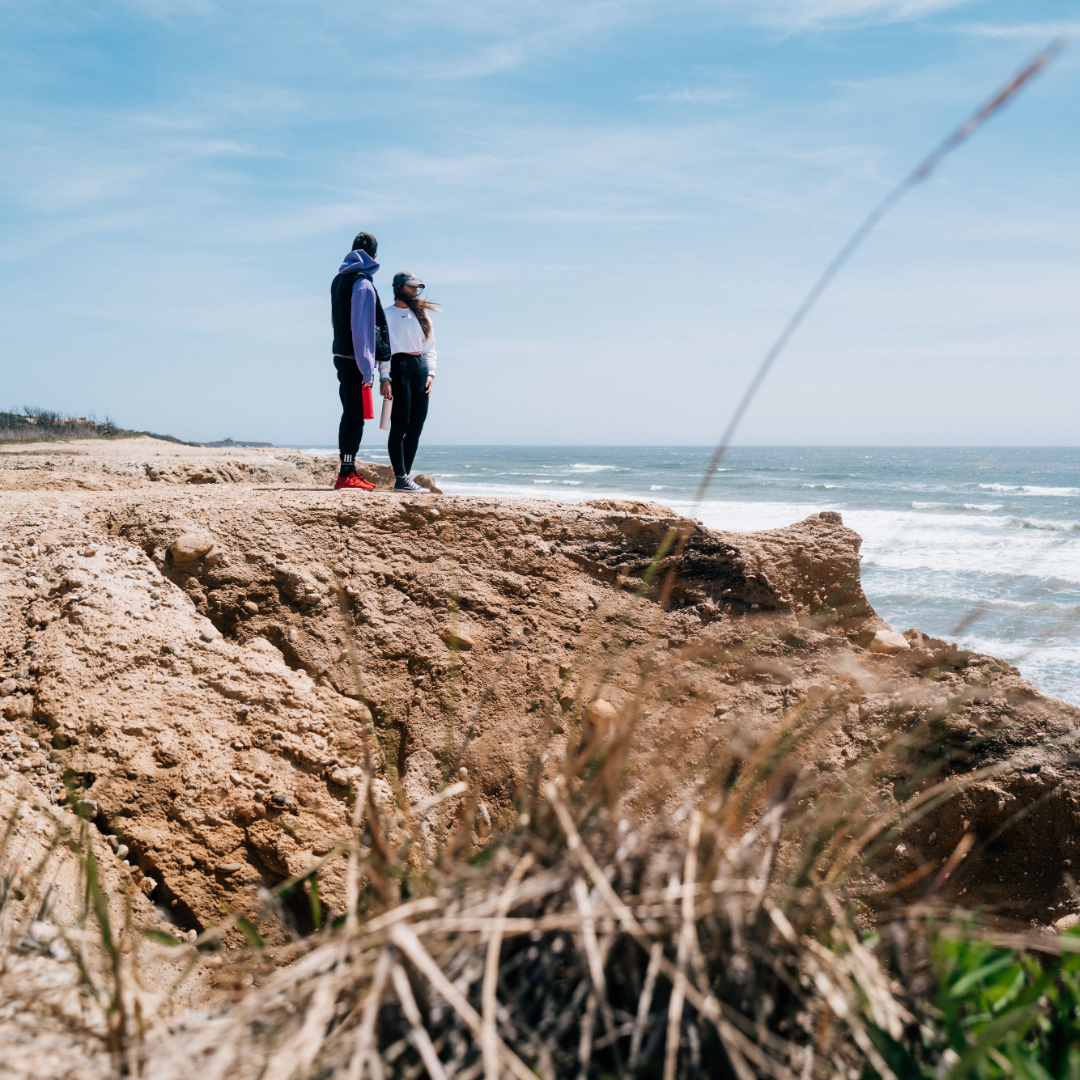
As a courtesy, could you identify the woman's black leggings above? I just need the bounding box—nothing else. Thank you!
[388,353,430,477]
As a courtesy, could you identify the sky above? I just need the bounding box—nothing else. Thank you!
[1,0,1077,447]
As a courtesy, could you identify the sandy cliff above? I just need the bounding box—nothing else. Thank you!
[2,437,1078,954]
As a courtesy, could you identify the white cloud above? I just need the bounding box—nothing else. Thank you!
[745,0,980,30]
[954,21,1080,39]
[637,87,740,103]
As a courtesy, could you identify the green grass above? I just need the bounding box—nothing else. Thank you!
[867,921,1080,1080]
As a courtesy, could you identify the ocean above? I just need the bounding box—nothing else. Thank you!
[303,445,1080,706]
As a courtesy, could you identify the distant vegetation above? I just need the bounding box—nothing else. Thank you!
[0,407,191,445]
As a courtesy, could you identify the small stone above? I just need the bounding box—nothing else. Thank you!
[80,546,98,557]
[169,534,215,565]
[115,844,129,860]
[107,835,120,850]
[586,699,618,729]
[869,630,910,655]
[229,772,244,785]
[199,627,220,643]
[438,627,474,650]
[74,798,98,818]
[215,863,243,875]
[458,767,468,778]
[242,601,259,616]
[139,877,157,896]
[287,629,297,643]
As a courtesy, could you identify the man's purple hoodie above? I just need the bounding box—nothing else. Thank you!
[331,250,381,384]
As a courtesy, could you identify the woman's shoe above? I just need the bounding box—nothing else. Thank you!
[334,472,376,491]
[394,475,427,493]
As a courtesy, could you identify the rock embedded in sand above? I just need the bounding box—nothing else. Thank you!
[438,627,474,650]
[169,534,215,565]
[586,698,618,733]
[869,629,911,655]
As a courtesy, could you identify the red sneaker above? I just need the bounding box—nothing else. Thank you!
[334,472,376,491]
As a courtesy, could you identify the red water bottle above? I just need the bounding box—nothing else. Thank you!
[361,384,375,421]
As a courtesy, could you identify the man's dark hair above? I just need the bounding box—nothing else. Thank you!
[352,232,377,257]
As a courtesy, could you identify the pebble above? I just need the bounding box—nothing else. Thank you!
[80,546,98,557]
[169,534,215,565]
[74,798,98,818]
[216,863,242,875]
[438,627,474,650]
[116,844,129,860]
[286,629,297,643]
[869,629,911,655]
[242,601,259,615]
[199,627,219,643]
[586,699,618,727]
[229,772,244,785]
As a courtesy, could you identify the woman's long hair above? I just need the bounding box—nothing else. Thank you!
[392,281,441,338]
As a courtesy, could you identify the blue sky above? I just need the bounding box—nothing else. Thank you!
[1,0,1077,446]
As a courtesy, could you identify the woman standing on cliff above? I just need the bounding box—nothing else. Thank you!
[379,272,439,493]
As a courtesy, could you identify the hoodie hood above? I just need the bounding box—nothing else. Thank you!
[338,249,379,276]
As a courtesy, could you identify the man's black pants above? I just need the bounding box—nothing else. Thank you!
[388,353,430,477]
[334,355,366,459]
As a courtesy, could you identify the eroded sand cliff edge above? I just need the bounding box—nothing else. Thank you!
[2,437,1078,955]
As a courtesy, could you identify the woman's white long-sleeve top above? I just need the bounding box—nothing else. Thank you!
[379,304,436,377]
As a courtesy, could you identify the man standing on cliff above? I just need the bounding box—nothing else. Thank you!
[330,231,389,490]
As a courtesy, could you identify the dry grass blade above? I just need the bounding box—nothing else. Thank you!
[347,946,392,1080]
[482,853,534,1080]
[630,941,663,1066]
[392,962,449,1080]
[389,923,536,1080]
